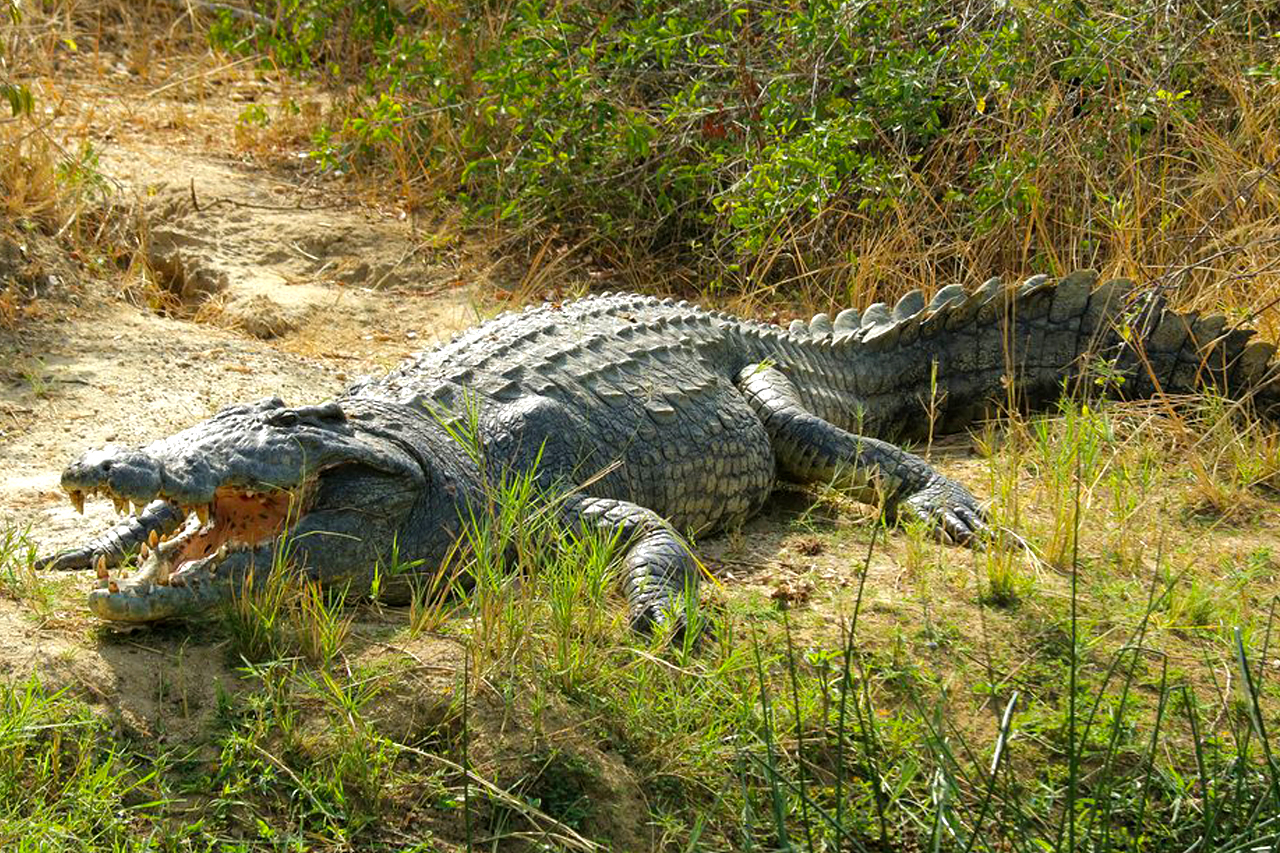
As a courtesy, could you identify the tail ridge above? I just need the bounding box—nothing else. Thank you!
[784,270,1280,431]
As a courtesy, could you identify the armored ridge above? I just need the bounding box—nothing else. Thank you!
[43,271,1280,628]
[366,270,1279,429]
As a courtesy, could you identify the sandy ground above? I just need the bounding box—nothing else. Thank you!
[0,52,497,743]
[0,150,479,554]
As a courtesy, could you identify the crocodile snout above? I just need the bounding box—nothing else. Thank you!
[60,441,231,514]
[61,446,166,511]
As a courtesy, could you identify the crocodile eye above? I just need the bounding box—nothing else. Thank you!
[267,410,299,427]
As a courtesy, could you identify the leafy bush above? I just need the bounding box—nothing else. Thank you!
[214,1,1280,300]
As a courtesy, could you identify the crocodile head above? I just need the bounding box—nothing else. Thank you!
[58,396,445,622]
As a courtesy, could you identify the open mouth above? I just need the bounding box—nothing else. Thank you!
[154,484,312,584]
[66,478,317,619]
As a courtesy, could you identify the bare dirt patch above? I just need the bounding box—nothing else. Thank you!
[0,45,490,744]
[1,47,490,543]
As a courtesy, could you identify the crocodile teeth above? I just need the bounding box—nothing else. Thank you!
[148,529,159,548]
[155,561,170,586]
[196,504,210,525]
[95,555,108,579]
[69,490,85,514]
[215,543,228,562]
[133,500,146,514]
[113,496,127,515]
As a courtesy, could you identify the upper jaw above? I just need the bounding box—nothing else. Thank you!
[58,403,419,517]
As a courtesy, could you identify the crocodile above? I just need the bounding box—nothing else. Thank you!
[41,270,1280,628]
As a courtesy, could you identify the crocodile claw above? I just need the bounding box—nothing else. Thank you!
[896,475,989,546]
[631,604,708,648]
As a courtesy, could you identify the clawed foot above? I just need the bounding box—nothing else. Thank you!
[895,475,990,546]
[629,601,710,647]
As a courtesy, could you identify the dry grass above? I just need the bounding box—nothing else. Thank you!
[720,51,1280,332]
[10,3,1275,332]
[205,2,1277,339]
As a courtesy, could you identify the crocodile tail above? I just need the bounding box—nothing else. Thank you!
[1120,295,1279,414]
[786,270,1280,438]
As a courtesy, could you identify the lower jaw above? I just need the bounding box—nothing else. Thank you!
[87,548,262,622]
[87,576,231,621]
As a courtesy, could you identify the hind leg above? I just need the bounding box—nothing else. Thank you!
[736,364,987,544]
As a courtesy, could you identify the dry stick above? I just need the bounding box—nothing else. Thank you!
[462,651,472,853]
[1128,161,1280,363]
[394,741,601,852]
[1124,232,1280,437]
[144,52,264,99]
[168,0,272,26]
[1151,232,1280,296]
[1151,157,1280,293]
[246,741,340,822]
[1062,445,1083,852]
[189,180,336,212]
[362,639,461,676]
[371,236,440,291]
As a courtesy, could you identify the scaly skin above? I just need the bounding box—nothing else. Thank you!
[42,271,1280,628]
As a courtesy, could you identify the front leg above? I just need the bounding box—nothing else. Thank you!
[39,500,187,571]
[560,494,696,634]
[736,364,988,544]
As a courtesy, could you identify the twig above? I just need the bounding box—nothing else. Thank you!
[393,741,602,852]
[172,0,272,25]
[364,638,459,675]
[625,646,710,678]
[125,640,181,659]
[200,196,335,212]
[371,238,435,290]
[290,242,320,262]
[996,524,1066,577]
[146,52,264,99]
[246,741,339,820]
[1150,157,1280,296]
[703,555,773,572]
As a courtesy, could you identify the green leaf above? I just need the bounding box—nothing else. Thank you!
[1,83,34,117]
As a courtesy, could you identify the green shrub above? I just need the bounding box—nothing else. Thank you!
[214,2,1280,301]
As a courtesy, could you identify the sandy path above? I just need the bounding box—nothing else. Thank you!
[2,89,483,553]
